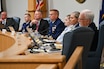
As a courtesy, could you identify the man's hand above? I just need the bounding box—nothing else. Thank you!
[31,19,38,24]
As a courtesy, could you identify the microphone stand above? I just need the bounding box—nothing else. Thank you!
[27,27,40,53]
[29,34,40,53]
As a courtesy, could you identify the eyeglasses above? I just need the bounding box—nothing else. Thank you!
[78,18,88,20]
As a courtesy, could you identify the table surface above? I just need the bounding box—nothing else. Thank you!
[0,31,64,62]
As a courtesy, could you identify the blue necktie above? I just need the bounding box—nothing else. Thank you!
[22,23,30,32]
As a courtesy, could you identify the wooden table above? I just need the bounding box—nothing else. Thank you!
[0,31,31,57]
[0,31,66,69]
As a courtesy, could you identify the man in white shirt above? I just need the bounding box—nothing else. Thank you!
[0,11,19,31]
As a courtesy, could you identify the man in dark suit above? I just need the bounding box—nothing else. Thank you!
[48,9,65,39]
[19,13,31,33]
[30,10,49,35]
[0,11,19,32]
[78,9,98,51]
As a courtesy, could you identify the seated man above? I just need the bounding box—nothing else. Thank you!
[78,9,98,51]
[19,13,31,33]
[48,9,65,39]
[0,11,19,32]
[30,10,49,36]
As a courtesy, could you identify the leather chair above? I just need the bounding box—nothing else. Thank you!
[86,22,104,69]
[13,17,21,24]
[12,17,21,31]
[62,27,94,69]
[43,17,50,23]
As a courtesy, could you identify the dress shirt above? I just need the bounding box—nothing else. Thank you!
[2,19,6,25]
[36,20,40,31]
[56,25,74,43]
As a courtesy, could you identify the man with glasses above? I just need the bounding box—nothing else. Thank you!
[78,9,98,51]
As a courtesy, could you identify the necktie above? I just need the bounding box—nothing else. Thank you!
[22,23,30,32]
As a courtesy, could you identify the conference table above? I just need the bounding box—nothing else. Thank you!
[0,31,66,69]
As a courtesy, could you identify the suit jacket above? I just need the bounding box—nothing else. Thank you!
[0,18,19,32]
[19,21,31,32]
[88,22,97,31]
[88,22,98,51]
[48,18,66,39]
[30,19,49,35]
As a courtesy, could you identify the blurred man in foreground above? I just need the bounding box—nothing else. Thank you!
[0,11,19,31]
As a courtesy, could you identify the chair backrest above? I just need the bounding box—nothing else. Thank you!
[43,17,50,23]
[86,22,104,69]
[62,27,94,69]
[13,17,21,25]
[95,21,104,57]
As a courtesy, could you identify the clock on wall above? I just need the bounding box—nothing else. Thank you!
[76,0,86,4]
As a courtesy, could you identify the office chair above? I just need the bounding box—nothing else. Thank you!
[86,21,104,69]
[62,27,94,69]
[13,17,21,25]
[43,17,50,23]
[12,17,21,31]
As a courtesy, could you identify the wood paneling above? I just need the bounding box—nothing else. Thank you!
[28,0,47,19]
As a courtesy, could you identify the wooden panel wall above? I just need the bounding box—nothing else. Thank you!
[28,0,47,20]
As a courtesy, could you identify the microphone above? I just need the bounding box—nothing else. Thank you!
[29,34,41,53]
[50,43,61,51]
[27,28,40,53]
